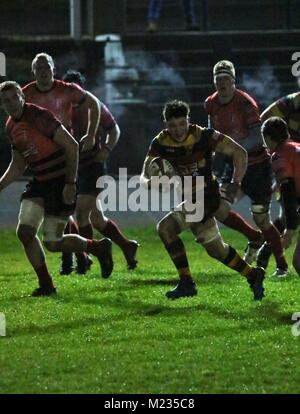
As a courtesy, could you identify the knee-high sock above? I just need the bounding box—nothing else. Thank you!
[222,211,261,242]
[262,225,287,270]
[221,245,254,278]
[101,219,129,251]
[163,238,192,282]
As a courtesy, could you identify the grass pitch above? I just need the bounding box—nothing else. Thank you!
[0,226,300,394]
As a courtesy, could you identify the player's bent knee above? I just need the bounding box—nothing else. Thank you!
[16,224,37,245]
[18,199,44,229]
[157,217,179,241]
[195,221,221,247]
[215,198,231,221]
[156,219,168,237]
[252,204,271,230]
[204,237,227,260]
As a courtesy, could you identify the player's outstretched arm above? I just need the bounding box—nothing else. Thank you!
[80,92,101,151]
[215,132,248,201]
[140,154,153,189]
[0,150,26,193]
[53,125,79,204]
[215,132,248,184]
[99,124,121,162]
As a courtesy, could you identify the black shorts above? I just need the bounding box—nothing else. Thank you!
[77,162,107,196]
[241,159,273,205]
[203,180,221,222]
[21,176,75,217]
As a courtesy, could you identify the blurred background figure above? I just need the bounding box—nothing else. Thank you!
[146,0,199,32]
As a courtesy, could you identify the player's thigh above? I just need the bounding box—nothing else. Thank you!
[242,160,272,206]
[157,202,189,238]
[42,215,70,250]
[191,217,222,247]
[17,198,45,241]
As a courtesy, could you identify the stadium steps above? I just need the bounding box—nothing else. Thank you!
[122,28,300,110]
[103,2,300,174]
[125,0,300,32]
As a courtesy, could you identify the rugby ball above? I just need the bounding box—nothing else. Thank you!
[148,157,176,178]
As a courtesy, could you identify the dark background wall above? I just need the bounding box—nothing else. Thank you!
[0,1,300,176]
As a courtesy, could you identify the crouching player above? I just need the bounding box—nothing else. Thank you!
[140,100,265,300]
[262,117,300,275]
[0,81,113,296]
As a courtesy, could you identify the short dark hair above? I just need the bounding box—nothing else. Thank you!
[62,70,86,87]
[0,80,24,98]
[163,100,190,121]
[261,117,289,144]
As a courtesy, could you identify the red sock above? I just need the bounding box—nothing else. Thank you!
[101,219,129,251]
[223,211,261,242]
[263,225,288,270]
[79,224,93,240]
[35,263,54,288]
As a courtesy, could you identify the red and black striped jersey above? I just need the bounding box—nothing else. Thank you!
[22,79,86,132]
[6,103,66,182]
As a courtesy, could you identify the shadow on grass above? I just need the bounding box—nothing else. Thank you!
[5,297,292,339]
[202,299,293,328]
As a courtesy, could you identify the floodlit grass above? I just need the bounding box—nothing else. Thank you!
[0,227,300,394]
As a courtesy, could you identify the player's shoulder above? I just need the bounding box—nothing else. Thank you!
[288,92,300,107]
[272,141,294,160]
[190,124,208,139]
[236,89,258,107]
[205,91,219,108]
[154,129,169,145]
[57,79,84,93]
[22,80,36,93]
[55,79,71,90]
[26,103,58,126]
[285,92,300,100]
[26,102,48,116]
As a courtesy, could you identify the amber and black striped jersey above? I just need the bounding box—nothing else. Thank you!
[268,92,300,141]
[144,124,224,193]
[5,103,66,182]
